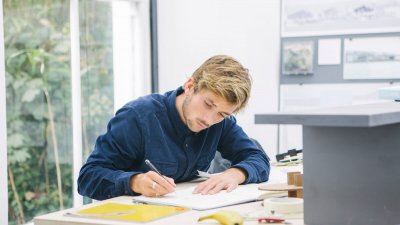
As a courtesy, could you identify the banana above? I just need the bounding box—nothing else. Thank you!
[198,209,244,225]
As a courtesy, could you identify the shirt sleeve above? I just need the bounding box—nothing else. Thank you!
[217,116,270,184]
[78,106,144,200]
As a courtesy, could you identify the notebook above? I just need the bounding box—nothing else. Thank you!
[64,202,190,222]
[132,184,285,211]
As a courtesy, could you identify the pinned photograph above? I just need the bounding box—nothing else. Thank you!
[282,41,314,75]
[343,36,400,79]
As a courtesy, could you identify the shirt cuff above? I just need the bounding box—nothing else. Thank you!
[115,171,141,196]
[232,163,259,184]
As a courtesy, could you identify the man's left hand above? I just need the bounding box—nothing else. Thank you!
[193,168,246,195]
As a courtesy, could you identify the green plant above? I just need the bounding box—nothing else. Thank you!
[5,1,72,224]
[4,1,115,224]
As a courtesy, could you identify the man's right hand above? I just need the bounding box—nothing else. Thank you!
[130,171,176,197]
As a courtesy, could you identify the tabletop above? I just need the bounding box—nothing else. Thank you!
[34,166,304,225]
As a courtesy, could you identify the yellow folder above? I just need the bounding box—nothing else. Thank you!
[66,202,190,222]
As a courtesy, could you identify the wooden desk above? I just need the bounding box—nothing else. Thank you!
[34,167,304,225]
[255,102,400,225]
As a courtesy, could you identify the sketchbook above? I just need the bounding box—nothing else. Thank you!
[132,184,285,211]
[64,202,190,223]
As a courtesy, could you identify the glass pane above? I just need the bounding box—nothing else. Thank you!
[78,0,141,204]
[79,1,114,162]
[4,1,72,224]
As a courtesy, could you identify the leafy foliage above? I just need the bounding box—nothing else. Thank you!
[4,1,114,224]
[79,0,114,157]
[4,1,72,224]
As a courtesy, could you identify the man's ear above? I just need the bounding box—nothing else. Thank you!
[184,78,194,93]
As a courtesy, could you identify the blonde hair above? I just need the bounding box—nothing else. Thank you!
[190,55,252,113]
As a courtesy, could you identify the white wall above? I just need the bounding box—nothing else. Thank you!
[157,0,281,157]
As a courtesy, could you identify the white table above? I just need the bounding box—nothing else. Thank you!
[34,166,304,225]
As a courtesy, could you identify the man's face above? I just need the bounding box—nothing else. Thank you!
[181,88,237,132]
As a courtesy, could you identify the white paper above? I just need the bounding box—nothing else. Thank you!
[318,39,341,65]
[197,170,221,178]
[132,184,262,210]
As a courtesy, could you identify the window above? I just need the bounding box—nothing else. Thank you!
[1,0,151,224]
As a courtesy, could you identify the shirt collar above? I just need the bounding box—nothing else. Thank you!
[167,86,192,138]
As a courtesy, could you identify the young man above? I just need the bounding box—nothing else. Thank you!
[78,55,270,200]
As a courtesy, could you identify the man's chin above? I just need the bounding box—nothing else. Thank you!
[187,124,205,133]
[187,120,204,132]
[188,126,204,133]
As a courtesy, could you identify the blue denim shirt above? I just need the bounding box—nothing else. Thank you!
[78,87,270,200]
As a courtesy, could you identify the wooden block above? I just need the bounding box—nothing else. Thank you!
[294,173,303,186]
[296,189,303,198]
[287,172,301,185]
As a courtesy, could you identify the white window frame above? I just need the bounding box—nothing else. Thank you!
[70,0,84,207]
[0,1,8,225]
[1,0,151,223]
[71,0,151,207]
[112,0,152,112]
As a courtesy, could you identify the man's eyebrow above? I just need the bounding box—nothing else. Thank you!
[205,97,231,116]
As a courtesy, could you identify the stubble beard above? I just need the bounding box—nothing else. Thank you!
[182,94,194,131]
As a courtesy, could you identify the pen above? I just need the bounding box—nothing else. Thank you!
[145,159,175,187]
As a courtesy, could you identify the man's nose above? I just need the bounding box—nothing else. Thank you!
[201,111,215,126]
[203,110,221,125]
